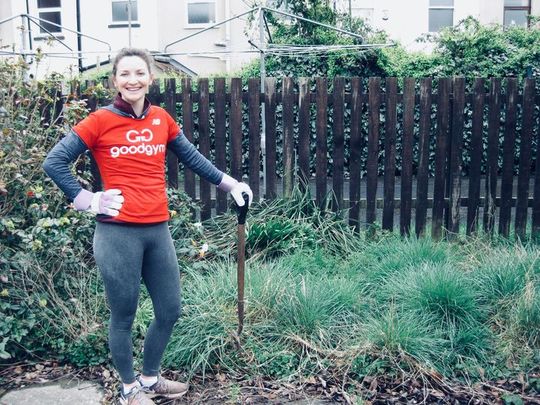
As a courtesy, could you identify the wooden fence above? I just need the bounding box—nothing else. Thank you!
[80,76,540,239]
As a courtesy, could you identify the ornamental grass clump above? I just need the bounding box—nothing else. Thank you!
[349,237,456,298]
[362,306,446,369]
[202,187,363,260]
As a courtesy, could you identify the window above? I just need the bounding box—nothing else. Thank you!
[112,0,138,22]
[187,1,216,26]
[504,0,530,27]
[37,0,61,34]
[429,0,454,32]
[352,8,374,25]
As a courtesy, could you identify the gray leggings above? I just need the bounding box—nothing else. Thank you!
[93,221,181,384]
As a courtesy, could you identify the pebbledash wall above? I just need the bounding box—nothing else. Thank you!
[0,0,254,79]
[0,1,539,77]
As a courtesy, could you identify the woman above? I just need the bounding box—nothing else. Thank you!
[43,48,252,405]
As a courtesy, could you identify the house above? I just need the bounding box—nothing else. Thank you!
[334,0,540,51]
[0,1,539,79]
[0,0,255,78]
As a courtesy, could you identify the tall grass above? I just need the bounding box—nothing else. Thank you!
[155,228,540,384]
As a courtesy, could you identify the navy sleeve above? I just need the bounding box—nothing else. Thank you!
[42,131,89,200]
[167,131,223,185]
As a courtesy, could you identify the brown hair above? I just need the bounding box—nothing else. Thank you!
[112,48,153,76]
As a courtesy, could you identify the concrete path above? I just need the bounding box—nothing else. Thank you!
[0,379,103,405]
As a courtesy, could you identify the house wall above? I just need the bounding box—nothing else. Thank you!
[158,1,254,76]
[340,0,540,52]
[78,0,160,71]
[1,0,539,78]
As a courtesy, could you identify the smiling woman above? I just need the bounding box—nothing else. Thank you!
[42,48,253,405]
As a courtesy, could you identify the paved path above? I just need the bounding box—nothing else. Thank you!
[0,379,103,405]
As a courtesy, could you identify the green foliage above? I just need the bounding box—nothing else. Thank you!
[245,0,387,78]
[511,283,540,347]
[0,57,202,366]
[244,5,540,79]
[202,187,364,260]
[418,17,540,78]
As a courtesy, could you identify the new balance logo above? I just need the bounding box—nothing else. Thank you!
[152,118,161,125]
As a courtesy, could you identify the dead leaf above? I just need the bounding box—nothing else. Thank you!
[369,377,378,392]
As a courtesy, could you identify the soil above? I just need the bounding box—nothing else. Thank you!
[0,361,538,404]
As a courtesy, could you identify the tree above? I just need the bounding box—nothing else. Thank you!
[242,0,388,78]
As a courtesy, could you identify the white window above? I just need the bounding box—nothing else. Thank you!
[429,0,454,32]
[112,0,138,23]
[37,0,62,34]
[187,0,216,26]
[352,8,374,25]
[504,0,530,27]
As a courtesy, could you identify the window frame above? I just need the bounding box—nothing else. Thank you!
[185,0,217,28]
[37,0,62,35]
[111,0,139,25]
[503,0,531,27]
[428,0,454,33]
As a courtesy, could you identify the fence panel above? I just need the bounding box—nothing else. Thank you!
[181,78,196,200]
[248,78,261,202]
[230,78,243,182]
[316,78,328,208]
[366,77,381,229]
[382,77,397,231]
[75,76,540,239]
[416,78,432,237]
[499,78,518,237]
[164,78,179,189]
[515,78,535,239]
[282,77,295,197]
[332,77,345,212]
[298,78,310,192]
[264,77,278,199]
[214,78,228,214]
[432,78,451,240]
[484,78,502,234]
[448,77,465,236]
[400,78,415,236]
[349,78,363,231]
[198,79,211,221]
[467,78,485,235]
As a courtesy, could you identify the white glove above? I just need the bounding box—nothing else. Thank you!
[73,188,124,216]
[218,173,253,207]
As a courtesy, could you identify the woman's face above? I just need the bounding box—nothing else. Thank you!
[112,55,153,105]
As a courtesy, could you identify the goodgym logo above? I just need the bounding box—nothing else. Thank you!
[110,128,165,158]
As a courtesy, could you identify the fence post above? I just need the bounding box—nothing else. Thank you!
[499,78,518,237]
[432,78,451,240]
[515,78,535,240]
[466,78,485,235]
[214,78,228,214]
[448,77,465,238]
[182,78,196,201]
[264,77,277,199]
[382,77,397,231]
[164,78,179,189]
[198,78,211,221]
[484,78,501,235]
[366,77,381,233]
[282,77,295,197]
[316,77,328,209]
[332,77,345,212]
[416,78,432,238]
[298,78,311,193]
[349,77,363,232]
[400,78,415,236]
[248,78,261,202]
